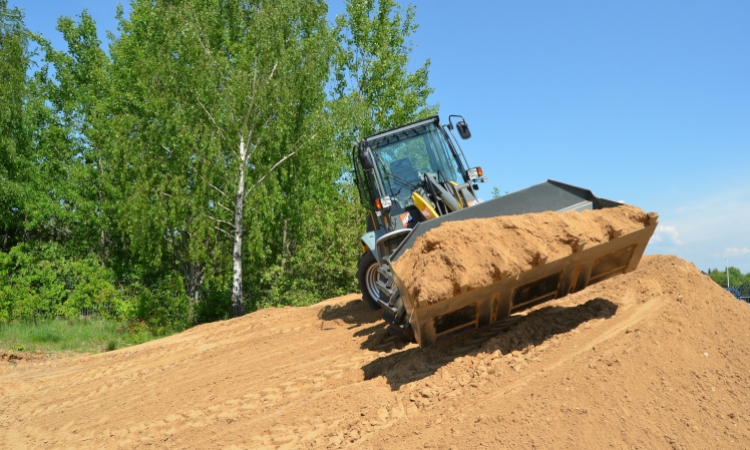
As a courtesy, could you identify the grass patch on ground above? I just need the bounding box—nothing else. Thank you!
[0,319,175,354]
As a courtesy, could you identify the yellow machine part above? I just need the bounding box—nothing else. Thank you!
[448,181,464,209]
[411,192,439,220]
[449,180,481,208]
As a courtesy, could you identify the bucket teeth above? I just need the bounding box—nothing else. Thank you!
[571,239,587,253]
[532,252,548,267]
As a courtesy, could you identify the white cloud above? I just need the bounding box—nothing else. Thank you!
[647,185,750,272]
[670,185,750,245]
[724,247,750,258]
[652,224,683,245]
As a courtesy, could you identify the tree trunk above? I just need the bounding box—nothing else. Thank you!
[231,137,247,317]
[98,155,107,261]
[185,261,204,321]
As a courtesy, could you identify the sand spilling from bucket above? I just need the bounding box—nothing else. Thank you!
[392,205,651,305]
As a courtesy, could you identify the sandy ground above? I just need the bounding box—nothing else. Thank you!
[2,255,750,449]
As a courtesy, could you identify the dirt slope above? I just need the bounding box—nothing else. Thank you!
[3,255,750,449]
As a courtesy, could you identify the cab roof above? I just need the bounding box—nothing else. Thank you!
[362,115,440,149]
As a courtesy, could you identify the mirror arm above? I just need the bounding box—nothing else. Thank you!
[442,124,471,180]
[447,115,464,131]
[358,144,375,171]
[448,115,471,139]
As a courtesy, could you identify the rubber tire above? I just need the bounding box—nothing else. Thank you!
[357,251,382,310]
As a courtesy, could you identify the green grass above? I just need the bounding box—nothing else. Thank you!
[0,319,173,354]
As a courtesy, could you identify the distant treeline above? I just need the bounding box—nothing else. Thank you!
[708,267,750,290]
[0,0,435,329]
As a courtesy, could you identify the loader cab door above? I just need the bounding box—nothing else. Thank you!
[353,145,378,209]
[353,145,385,233]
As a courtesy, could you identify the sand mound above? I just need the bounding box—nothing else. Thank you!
[393,205,650,305]
[3,255,750,449]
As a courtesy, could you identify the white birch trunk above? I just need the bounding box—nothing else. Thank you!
[231,136,247,316]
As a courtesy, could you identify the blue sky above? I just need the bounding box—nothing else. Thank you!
[16,0,750,273]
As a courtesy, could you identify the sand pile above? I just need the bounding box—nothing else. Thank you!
[393,205,650,305]
[3,255,750,449]
[376,255,750,449]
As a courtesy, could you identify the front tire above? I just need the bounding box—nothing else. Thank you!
[357,251,382,310]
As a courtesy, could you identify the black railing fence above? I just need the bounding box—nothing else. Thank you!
[726,284,750,303]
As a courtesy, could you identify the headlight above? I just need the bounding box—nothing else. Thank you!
[467,167,482,179]
[375,196,392,210]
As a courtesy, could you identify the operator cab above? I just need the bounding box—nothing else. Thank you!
[371,121,464,210]
[353,115,485,233]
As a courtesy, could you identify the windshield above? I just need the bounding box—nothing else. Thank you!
[369,123,464,207]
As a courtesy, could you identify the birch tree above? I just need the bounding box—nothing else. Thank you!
[250,0,438,308]
[107,0,331,316]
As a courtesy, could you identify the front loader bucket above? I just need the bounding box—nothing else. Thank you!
[387,180,658,347]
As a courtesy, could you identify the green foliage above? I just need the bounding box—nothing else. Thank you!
[246,0,438,310]
[0,1,38,251]
[126,274,191,332]
[0,243,126,323]
[709,267,750,288]
[193,285,233,323]
[0,318,169,353]
[333,0,435,132]
[0,0,436,336]
[37,10,112,258]
[103,0,335,312]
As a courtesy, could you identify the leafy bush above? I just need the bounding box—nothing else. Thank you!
[0,243,126,323]
[193,285,233,324]
[0,243,197,333]
[125,273,191,333]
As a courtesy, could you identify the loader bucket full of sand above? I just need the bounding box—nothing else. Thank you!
[386,180,658,347]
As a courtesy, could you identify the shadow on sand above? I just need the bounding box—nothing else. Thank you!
[318,299,382,328]
[359,297,618,391]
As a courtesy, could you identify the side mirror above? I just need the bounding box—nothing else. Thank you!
[456,121,471,139]
[359,149,375,170]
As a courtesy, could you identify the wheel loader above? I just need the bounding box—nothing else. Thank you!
[353,115,657,347]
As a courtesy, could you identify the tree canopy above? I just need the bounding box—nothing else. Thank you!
[708,267,750,289]
[0,0,435,326]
